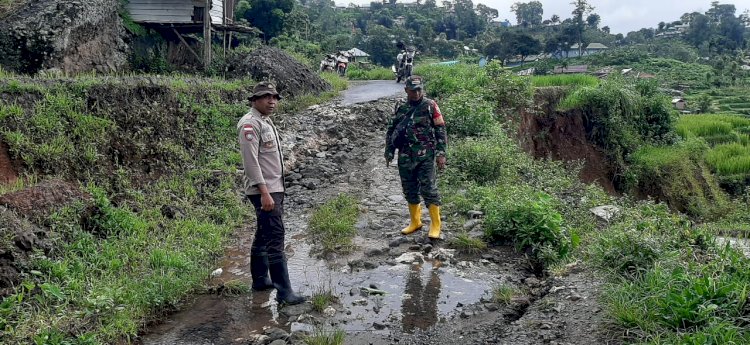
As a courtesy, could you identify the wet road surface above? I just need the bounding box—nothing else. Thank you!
[340,80,405,105]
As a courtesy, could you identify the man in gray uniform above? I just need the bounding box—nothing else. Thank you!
[238,81,304,305]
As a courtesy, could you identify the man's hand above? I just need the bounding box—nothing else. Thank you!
[260,192,275,211]
[385,152,394,167]
[436,156,446,171]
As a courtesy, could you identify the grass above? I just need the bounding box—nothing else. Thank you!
[345,64,394,80]
[450,233,488,254]
[0,76,252,344]
[492,284,519,304]
[676,114,750,139]
[531,74,599,88]
[310,288,337,313]
[308,194,360,254]
[304,328,346,345]
[705,143,750,176]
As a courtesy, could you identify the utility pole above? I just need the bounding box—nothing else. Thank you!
[203,0,212,71]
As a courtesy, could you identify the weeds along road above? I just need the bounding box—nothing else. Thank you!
[138,84,616,345]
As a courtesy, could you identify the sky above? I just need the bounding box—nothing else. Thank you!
[333,0,750,35]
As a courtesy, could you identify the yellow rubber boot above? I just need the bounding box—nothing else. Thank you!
[428,204,442,239]
[401,203,423,235]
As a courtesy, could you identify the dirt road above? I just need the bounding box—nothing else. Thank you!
[138,82,618,345]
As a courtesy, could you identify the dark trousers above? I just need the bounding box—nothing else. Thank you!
[248,192,286,262]
[398,152,441,206]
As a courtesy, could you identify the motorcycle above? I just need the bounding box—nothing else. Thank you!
[335,53,349,77]
[319,55,336,73]
[393,48,416,83]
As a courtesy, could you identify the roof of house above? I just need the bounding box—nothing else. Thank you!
[553,65,588,73]
[586,43,608,49]
[347,48,370,57]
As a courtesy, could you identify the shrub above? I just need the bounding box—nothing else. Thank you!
[345,64,393,80]
[485,61,533,114]
[441,90,497,138]
[484,188,571,265]
[448,132,525,185]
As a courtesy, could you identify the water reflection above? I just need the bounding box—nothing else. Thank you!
[401,260,441,332]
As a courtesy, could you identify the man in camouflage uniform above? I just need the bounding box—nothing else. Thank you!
[385,75,448,239]
[237,81,304,305]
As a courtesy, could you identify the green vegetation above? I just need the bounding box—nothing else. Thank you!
[531,74,599,88]
[310,286,337,313]
[0,76,252,344]
[484,188,573,266]
[304,328,346,345]
[675,114,750,193]
[492,284,519,304]
[308,194,360,254]
[449,233,488,255]
[422,61,750,343]
[345,64,393,80]
[630,139,728,218]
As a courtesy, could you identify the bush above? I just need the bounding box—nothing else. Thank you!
[448,132,525,185]
[345,64,393,80]
[484,187,572,266]
[441,90,497,138]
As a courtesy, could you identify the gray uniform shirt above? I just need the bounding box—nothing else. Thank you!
[237,108,285,195]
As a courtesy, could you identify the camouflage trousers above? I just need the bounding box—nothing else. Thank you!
[397,151,441,206]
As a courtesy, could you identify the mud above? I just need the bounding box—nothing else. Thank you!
[0,142,17,185]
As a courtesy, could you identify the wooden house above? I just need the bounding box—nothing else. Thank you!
[126,0,259,69]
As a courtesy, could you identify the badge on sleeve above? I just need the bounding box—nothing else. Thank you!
[242,124,255,141]
[432,100,445,126]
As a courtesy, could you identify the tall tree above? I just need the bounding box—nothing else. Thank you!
[237,0,296,41]
[476,4,499,24]
[510,1,543,27]
[570,0,594,55]
[586,13,600,29]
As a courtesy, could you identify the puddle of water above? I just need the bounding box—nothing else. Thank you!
[286,242,496,333]
[141,229,500,344]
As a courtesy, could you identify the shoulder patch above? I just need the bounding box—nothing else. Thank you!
[242,124,255,141]
[431,101,445,126]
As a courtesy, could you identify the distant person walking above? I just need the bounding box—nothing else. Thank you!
[385,75,448,239]
[237,81,305,305]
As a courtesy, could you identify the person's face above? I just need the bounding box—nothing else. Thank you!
[252,94,279,115]
[405,88,423,102]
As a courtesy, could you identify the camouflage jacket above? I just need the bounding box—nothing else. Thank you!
[385,97,447,158]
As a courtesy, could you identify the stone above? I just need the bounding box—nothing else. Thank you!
[395,252,424,264]
[463,219,482,230]
[589,205,621,223]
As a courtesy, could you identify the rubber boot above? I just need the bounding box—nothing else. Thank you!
[401,203,423,235]
[428,204,442,239]
[250,253,273,291]
[268,253,305,305]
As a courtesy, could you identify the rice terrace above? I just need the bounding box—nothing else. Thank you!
[1,0,750,344]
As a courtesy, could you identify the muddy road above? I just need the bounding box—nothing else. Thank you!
[138,83,618,345]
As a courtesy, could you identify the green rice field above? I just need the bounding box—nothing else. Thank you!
[677,114,750,177]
